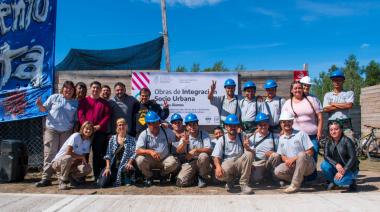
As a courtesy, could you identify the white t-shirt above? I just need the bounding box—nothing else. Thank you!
[53,133,91,161]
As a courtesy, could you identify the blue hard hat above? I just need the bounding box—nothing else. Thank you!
[224,79,236,87]
[263,79,277,89]
[243,81,256,90]
[330,69,345,80]
[184,113,199,124]
[170,113,183,123]
[255,112,269,123]
[224,114,240,125]
[145,111,160,123]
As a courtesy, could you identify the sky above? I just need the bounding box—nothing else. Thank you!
[55,0,380,78]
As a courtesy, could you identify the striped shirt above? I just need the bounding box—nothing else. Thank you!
[210,95,243,122]
[239,97,265,122]
[323,90,354,120]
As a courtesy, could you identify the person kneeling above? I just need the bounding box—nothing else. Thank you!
[98,118,138,188]
[135,111,179,186]
[320,121,359,192]
[212,114,254,194]
[51,121,93,190]
[244,113,281,184]
[274,112,316,193]
[176,114,212,188]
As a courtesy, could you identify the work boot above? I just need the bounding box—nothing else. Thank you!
[159,176,167,185]
[144,178,153,187]
[284,184,299,194]
[59,181,71,190]
[241,184,254,194]
[35,179,52,187]
[197,176,207,188]
[225,181,234,192]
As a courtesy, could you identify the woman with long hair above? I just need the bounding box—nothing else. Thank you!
[320,121,359,191]
[281,81,323,163]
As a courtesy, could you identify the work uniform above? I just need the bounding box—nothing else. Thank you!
[263,96,285,134]
[212,134,253,186]
[239,97,265,135]
[274,130,316,188]
[176,130,212,187]
[135,127,179,178]
[210,95,242,124]
[248,132,281,182]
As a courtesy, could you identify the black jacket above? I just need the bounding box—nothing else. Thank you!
[136,100,169,135]
[324,135,359,172]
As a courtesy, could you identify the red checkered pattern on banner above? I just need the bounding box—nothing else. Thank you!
[132,72,151,91]
[294,70,308,81]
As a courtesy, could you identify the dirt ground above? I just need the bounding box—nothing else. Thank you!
[1,159,379,195]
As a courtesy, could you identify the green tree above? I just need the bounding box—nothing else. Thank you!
[175,66,187,72]
[191,63,201,72]
[363,60,380,86]
[343,55,363,104]
[234,64,246,71]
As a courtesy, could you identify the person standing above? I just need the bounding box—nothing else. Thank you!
[136,88,169,135]
[239,81,264,136]
[100,85,111,100]
[323,70,355,140]
[109,82,139,137]
[208,79,242,126]
[78,81,111,180]
[35,81,78,187]
[263,79,285,134]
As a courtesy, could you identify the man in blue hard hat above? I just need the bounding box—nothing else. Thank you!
[208,78,242,126]
[239,81,265,136]
[243,112,281,184]
[323,69,354,140]
[135,111,179,187]
[263,79,285,134]
[176,113,212,188]
[212,114,254,194]
[168,113,187,165]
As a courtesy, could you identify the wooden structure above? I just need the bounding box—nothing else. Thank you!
[360,84,380,137]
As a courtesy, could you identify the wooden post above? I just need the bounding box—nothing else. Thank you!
[161,0,170,72]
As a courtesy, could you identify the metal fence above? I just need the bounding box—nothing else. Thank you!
[0,117,44,169]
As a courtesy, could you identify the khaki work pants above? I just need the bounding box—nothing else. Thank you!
[52,155,92,182]
[176,153,211,187]
[251,152,282,182]
[42,128,72,180]
[274,152,315,188]
[135,155,179,178]
[216,151,253,185]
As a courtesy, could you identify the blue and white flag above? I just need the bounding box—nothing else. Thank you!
[0,0,56,122]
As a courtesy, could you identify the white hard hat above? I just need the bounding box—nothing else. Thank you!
[300,76,314,85]
[279,111,294,121]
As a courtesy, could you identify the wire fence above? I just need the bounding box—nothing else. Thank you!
[0,117,44,169]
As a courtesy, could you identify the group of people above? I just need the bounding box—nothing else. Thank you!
[34,69,359,194]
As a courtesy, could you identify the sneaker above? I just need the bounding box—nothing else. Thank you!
[159,176,167,185]
[197,176,207,188]
[279,180,286,188]
[70,176,83,187]
[124,177,132,186]
[35,179,52,187]
[59,181,71,190]
[225,182,234,192]
[144,178,153,187]
[241,184,254,194]
[327,182,335,190]
[284,184,299,194]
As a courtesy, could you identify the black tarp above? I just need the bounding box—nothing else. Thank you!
[56,37,163,71]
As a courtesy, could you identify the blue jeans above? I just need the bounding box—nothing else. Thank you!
[320,160,358,187]
[304,135,319,181]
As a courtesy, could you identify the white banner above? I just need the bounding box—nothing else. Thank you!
[132,72,238,125]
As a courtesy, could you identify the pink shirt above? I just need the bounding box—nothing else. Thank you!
[282,96,322,135]
[78,96,111,132]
